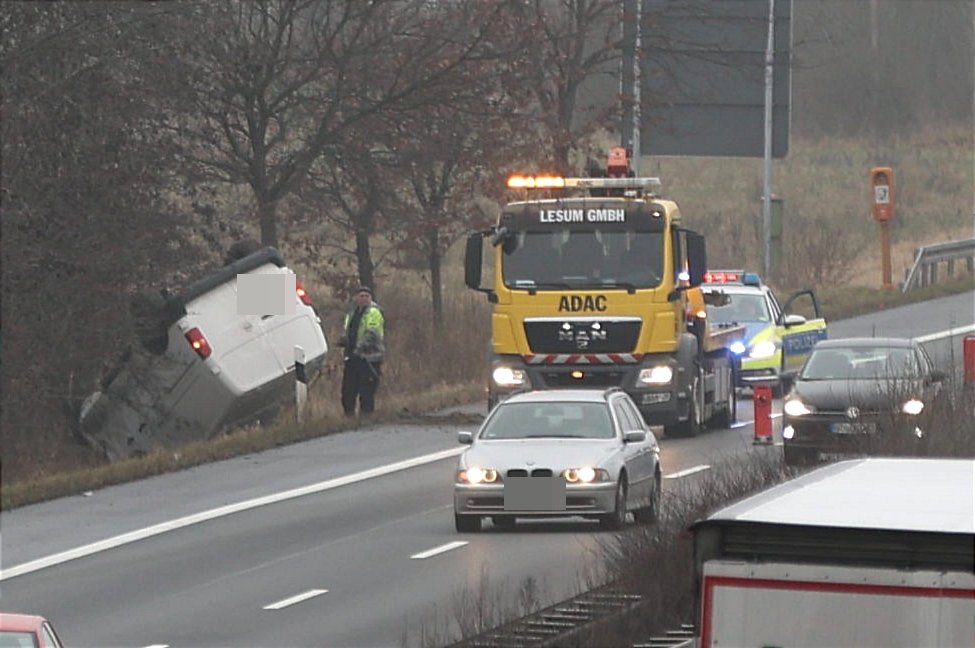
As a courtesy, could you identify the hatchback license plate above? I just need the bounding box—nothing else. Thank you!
[831,422,875,435]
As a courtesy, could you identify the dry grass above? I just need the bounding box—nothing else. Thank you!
[4,126,971,508]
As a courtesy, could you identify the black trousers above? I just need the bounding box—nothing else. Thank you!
[341,356,381,415]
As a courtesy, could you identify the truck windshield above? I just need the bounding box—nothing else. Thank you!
[501,229,663,290]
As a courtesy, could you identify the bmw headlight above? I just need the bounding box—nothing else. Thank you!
[784,398,814,416]
[901,399,924,416]
[458,467,500,484]
[749,340,778,359]
[492,366,527,388]
[638,365,674,385]
[562,467,609,483]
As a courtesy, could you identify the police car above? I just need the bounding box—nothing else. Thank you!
[702,270,827,396]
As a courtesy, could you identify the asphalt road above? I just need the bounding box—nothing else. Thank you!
[1,290,972,647]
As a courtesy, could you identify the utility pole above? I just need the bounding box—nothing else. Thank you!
[621,0,641,173]
[762,0,776,280]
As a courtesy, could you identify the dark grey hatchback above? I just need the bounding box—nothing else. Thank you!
[781,337,947,465]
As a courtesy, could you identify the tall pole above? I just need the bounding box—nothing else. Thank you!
[762,0,776,280]
[621,0,641,173]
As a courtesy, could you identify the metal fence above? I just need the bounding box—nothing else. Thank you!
[901,238,975,293]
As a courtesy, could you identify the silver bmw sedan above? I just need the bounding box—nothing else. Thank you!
[453,388,661,532]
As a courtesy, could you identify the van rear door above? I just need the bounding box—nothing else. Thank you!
[183,273,280,395]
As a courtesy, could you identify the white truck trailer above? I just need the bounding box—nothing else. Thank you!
[691,458,975,648]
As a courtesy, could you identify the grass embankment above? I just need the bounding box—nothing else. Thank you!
[4,274,971,511]
[6,124,972,509]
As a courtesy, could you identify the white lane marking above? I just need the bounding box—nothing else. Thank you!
[914,323,975,343]
[410,540,468,560]
[665,465,711,479]
[729,420,750,429]
[263,588,328,610]
[1,447,466,581]
[143,645,170,648]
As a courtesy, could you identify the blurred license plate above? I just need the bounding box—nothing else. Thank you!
[504,477,566,511]
[831,422,875,434]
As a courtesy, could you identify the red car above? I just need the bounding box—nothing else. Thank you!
[0,613,64,648]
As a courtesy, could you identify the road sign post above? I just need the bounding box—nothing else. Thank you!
[870,166,896,289]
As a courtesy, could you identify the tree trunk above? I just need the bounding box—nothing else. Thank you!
[429,243,443,325]
[355,228,375,292]
[259,199,278,248]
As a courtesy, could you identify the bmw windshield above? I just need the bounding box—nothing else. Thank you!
[480,402,615,440]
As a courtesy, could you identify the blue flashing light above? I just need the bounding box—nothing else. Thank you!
[741,272,762,286]
[730,341,747,355]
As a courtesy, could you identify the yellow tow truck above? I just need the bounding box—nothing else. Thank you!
[464,149,742,436]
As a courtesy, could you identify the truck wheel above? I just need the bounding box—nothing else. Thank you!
[709,381,735,429]
[455,514,482,533]
[666,375,702,437]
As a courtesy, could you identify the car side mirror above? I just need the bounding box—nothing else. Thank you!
[457,431,473,445]
[928,369,947,384]
[623,430,646,443]
[782,313,807,328]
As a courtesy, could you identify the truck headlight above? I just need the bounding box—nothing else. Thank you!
[749,340,778,359]
[492,366,527,388]
[638,365,673,385]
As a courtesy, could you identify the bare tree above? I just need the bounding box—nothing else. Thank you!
[1,3,197,481]
[508,0,624,173]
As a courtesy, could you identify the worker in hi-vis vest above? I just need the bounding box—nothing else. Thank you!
[339,285,385,416]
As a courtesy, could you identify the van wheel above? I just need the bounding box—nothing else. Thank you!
[130,290,171,355]
[223,238,262,265]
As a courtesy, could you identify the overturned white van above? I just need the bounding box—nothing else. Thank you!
[80,246,328,459]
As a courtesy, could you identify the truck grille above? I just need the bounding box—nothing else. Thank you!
[524,319,641,354]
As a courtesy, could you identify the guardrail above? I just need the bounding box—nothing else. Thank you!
[444,583,643,647]
[901,237,975,293]
[443,581,699,648]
